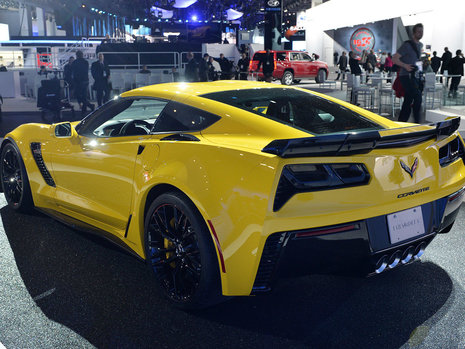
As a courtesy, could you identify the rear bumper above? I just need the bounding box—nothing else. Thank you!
[252,186,464,293]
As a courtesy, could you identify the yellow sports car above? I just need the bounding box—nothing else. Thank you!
[2,81,465,309]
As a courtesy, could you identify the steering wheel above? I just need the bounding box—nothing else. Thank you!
[119,119,152,136]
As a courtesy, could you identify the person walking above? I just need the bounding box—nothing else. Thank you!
[349,51,362,105]
[392,23,424,123]
[367,49,377,74]
[430,51,442,73]
[448,49,465,98]
[184,52,199,82]
[237,53,250,80]
[440,47,452,85]
[91,52,111,107]
[72,50,94,115]
[256,49,274,83]
[349,51,362,76]
[335,51,348,80]
[198,53,209,82]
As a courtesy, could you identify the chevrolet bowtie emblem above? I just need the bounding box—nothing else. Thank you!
[400,158,418,178]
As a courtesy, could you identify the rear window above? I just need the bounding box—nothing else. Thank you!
[252,52,273,61]
[201,88,383,135]
[276,52,286,61]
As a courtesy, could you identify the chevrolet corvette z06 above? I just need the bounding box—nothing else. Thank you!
[2,81,464,308]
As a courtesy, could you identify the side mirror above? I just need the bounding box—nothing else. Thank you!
[54,122,76,138]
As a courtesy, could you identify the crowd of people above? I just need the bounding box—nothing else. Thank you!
[183,51,251,82]
[335,22,465,123]
[62,50,111,115]
[39,28,465,123]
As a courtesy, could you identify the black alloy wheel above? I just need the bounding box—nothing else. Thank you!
[0,142,34,212]
[145,192,222,309]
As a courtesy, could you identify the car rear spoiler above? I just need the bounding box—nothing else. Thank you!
[262,117,461,158]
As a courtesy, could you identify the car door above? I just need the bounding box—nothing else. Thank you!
[50,98,168,235]
[300,53,317,77]
[290,52,303,78]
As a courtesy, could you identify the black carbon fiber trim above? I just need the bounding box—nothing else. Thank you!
[30,142,55,187]
[252,232,286,293]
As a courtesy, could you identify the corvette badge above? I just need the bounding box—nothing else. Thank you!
[400,158,418,178]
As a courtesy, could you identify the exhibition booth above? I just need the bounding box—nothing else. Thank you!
[299,0,465,64]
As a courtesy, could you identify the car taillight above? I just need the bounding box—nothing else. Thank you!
[439,137,465,167]
[273,163,370,211]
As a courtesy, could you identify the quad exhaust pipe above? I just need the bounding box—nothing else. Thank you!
[374,242,426,274]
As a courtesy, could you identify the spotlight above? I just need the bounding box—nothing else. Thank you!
[191,15,197,21]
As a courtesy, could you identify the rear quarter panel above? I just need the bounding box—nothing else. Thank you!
[127,138,279,295]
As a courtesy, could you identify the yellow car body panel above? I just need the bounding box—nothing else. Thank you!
[4,81,465,296]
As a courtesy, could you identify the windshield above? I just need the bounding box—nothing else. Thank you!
[201,88,383,135]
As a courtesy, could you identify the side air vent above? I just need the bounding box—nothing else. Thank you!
[439,137,465,167]
[252,232,287,293]
[30,142,55,187]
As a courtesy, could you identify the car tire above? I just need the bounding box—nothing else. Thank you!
[281,71,294,85]
[315,69,327,83]
[144,191,223,309]
[0,142,34,212]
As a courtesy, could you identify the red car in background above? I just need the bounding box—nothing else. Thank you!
[250,50,329,85]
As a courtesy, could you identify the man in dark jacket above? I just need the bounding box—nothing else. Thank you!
[91,53,111,107]
[440,47,452,85]
[349,51,362,76]
[237,53,249,80]
[430,51,441,73]
[72,50,94,114]
[448,49,465,98]
[336,51,348,80]
[256,49,274,83]
[216,53,231,80]
[198,53,209,82]
[184,52,199,82]
[348,51,362,105]
[63,56,75,97]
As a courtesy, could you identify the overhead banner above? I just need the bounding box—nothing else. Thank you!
[264,0,283,50]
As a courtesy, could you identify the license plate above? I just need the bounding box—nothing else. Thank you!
[387,206,425,243]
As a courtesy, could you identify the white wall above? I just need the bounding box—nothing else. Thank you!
[303,0,465,63]
[0,23,9,41]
